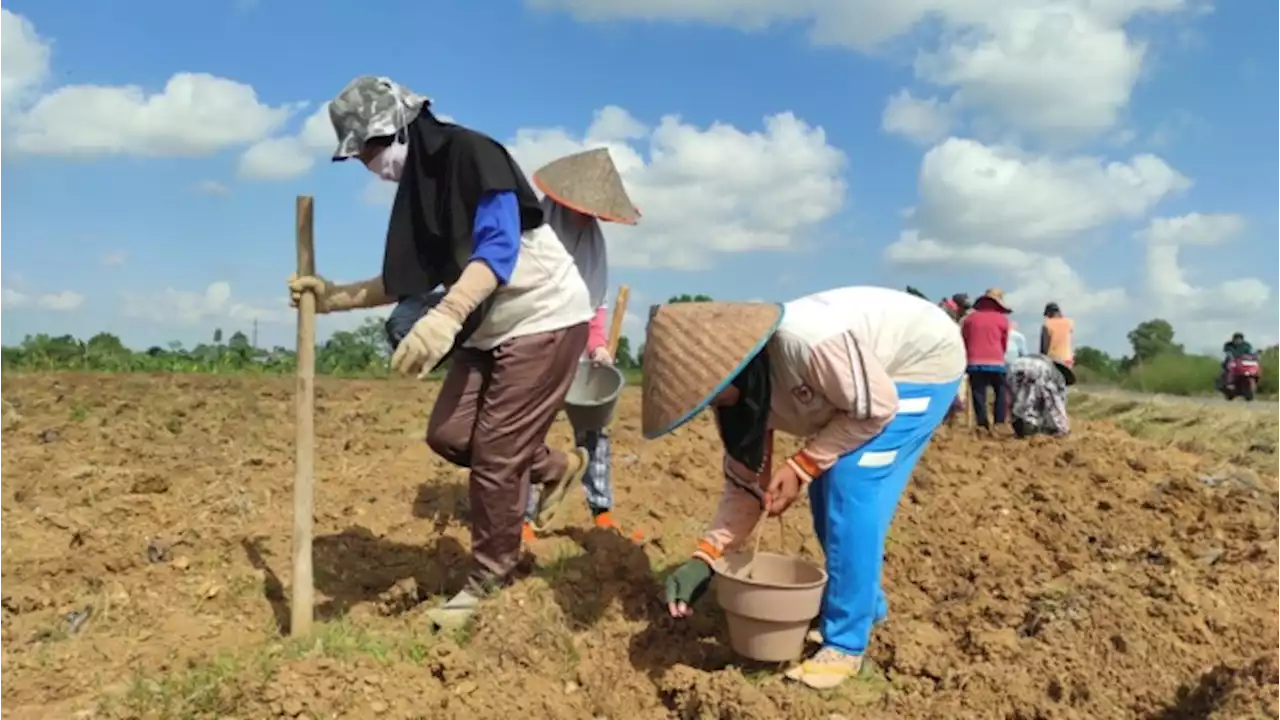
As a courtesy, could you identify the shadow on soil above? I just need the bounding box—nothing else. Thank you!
[1149,661,1260,720]
[543,526,739,678]
[242,527,469,633]
[412,479,469,531]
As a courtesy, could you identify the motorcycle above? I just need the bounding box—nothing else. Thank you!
[1220,353,1261,402]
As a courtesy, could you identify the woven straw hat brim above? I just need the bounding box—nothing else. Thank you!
[641,302,784,439]
[976,289,1012,314]
[533,148,641,225]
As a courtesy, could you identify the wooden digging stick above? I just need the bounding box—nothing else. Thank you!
[291,195,316,638]
[607,285,630,357]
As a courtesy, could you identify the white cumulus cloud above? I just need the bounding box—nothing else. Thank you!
[238,103,337,180]
[505,105,847,269]
[913,138,1189,247]
[1,288,29,309]
[1136,213,1272,340]
[528,0,1195,142]
[120,281,291,326]
[882,90,953,145]
[1,286,85,311]
[1,8,51,115]
[2,12,299,159]
[882,136,1192,323]
[37,290,85,311]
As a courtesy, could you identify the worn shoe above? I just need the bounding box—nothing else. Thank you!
[783,646,864,690]
[531,448,588,531]
[425,589,480,631]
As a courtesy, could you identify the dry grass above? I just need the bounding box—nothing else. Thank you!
[1071,390,1278,475]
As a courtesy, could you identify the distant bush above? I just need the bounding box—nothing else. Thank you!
[1122,354,1222,396]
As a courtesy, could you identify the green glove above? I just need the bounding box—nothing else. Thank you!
[665,558,715,610]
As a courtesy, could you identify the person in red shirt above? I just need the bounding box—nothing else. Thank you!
[960,288,1012,429]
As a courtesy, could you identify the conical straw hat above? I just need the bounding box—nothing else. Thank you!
[642,301,785,439]
[976,287,1012,313]
[533,148,641,225]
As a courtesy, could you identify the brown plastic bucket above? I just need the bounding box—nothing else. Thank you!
[712,551,828,662]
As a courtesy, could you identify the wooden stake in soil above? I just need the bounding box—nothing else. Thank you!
[291,195,316,638]
[607,285,630,357]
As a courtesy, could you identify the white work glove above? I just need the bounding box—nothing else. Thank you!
[589,346,614,367]
[287,274,335,314]
[390,310,463,379]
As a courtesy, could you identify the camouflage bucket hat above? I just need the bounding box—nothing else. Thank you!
[328,76,430,161]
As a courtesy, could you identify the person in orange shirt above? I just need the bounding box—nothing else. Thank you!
[1040,302,1074,368]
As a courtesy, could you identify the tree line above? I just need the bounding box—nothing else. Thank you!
[0,321,642,378]
[0,296,723,378]
[2,296,1273,397]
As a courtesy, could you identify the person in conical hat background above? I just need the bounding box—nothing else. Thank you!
[521,148,644,542]
[646,287,965,689]
[960,288,1013,430]
[380,148,645,543]
[287,75,595,628]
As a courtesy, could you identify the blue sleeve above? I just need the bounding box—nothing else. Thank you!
[470,190,521,285]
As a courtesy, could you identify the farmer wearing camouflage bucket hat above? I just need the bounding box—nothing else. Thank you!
[646,287,965,689]
[287,76,596,629]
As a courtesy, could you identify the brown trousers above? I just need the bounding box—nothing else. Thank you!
[426,323,589,589]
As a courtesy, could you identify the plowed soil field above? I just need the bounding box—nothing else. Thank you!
[2,373,1276,719]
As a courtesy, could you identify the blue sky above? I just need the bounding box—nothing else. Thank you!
[1,0,1275,355]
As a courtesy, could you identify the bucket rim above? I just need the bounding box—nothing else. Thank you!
[714,551,828,590]
[564,364,626,409]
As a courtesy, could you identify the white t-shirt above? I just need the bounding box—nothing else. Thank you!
[464,223,594,350]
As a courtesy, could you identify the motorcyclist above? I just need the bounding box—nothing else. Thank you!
[1219,332,1254,388]
[1223,332,1253,359]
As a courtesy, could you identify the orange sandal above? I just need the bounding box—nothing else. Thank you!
[593,511,647,544]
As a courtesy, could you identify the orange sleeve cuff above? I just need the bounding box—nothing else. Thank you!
[789,451,820,484]
[694,540,723,564]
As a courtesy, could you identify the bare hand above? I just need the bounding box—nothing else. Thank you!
[765,463,802,517]
[589,346,614,366]
[287,274,331,313]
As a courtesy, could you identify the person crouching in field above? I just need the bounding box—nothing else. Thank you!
[287,76,593,629]
[1006,354,1075,438]
[521,148,644,543]
[647,287,964,689]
